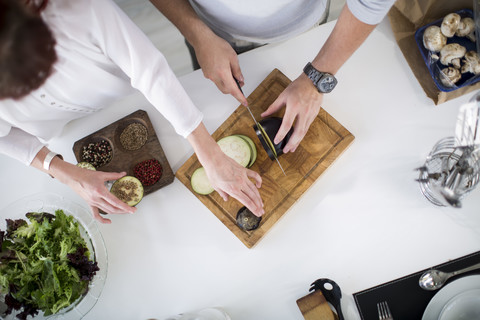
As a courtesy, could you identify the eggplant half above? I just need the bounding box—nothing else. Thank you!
[253,117,293,160]
[236,206,261,231]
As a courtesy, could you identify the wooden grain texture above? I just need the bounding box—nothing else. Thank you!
[73,110,174,195]
[175,69,354,248]
[296,290,337,320]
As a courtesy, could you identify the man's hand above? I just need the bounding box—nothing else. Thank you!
[195,33,248,106]
[261,73,323,153]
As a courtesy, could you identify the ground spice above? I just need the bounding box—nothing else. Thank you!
[133,159,163,186]
[119,123,148,151]
[111,180,140,203]
[81,139,113,168]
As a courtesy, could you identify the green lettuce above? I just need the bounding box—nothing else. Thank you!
[0,210,99,320]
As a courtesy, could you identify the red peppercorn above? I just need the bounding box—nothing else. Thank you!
[133,159,163,186]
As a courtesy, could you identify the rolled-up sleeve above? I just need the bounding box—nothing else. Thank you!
[346,0,397,25]
[90,0,203,138]
[0,126,45,165]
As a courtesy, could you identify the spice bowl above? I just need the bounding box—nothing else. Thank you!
[73,110,174,196]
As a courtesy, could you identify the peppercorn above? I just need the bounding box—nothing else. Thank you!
[81,139,113,168]
[133,159,163,186]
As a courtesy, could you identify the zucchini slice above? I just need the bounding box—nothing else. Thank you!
[110,176,144,206]
[191,167,214,195]
[217,135,251,168]
[235,134,257,168]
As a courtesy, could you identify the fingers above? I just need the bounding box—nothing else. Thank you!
[91,206,112,224]
[261,91,285,118]
[246,168,262,188]
[227,75,248,106]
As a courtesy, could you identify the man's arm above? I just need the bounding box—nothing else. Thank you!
[149,0,247,105]
[262,4,377,153]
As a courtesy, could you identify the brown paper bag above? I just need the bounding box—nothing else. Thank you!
[387,0,480,104]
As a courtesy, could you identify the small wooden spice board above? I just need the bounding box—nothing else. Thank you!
[72,110,174,196]
[175,69,354,248]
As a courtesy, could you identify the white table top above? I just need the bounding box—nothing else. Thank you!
[1,18,479,320]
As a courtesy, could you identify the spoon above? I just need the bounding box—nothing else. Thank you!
[419,262,480,291]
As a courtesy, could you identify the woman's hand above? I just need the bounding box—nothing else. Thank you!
[261,73,323,153]
[187,123,264,217]
[203,150,264,217]
[63,167,136,224]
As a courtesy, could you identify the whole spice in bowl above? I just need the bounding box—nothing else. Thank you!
[81,139,113,168]
[119,123,148,151]
[133,158,163,186]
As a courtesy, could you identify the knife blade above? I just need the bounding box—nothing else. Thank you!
[234,78,286,176]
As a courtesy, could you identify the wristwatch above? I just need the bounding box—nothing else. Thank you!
[303,62,337,93]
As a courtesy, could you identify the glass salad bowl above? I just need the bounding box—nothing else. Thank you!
[0,192,108,319]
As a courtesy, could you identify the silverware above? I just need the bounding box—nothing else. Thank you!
[377,301,394,320]
[418,262,480,291]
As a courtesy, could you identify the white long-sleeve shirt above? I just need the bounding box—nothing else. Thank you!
[0,0,203,165]
[189,0,396,43]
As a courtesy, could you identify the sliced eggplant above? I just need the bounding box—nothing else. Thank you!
[217,135,251,167]
[110,176,144,206]
[76,162,96,171]
[253,117,293,160]
[235,134,257,167]
[191,167,214,195]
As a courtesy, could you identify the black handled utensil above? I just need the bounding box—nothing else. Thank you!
[310,278,345,320]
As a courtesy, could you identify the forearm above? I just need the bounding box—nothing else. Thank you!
[149,0,215,48]
[186,122,223,170]
[311,3,377,74]
[30,146,76,184]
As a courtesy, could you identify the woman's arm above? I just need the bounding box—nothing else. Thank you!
[187,123,264,216]
[30,146,136,224]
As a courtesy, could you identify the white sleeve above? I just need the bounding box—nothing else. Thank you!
[346,0,396,25]
[0,126,45,166]
[88,0,203,138]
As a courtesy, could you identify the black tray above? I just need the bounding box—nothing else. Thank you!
[353,251,480,320]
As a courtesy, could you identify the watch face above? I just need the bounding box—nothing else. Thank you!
[319,75,337,93]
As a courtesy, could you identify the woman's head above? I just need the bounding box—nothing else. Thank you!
[0,0,57,100]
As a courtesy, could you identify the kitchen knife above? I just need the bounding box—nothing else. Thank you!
[234,78,286,176]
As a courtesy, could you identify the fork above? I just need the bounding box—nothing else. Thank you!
[377,301,394,320]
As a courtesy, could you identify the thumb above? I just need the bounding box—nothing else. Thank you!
[261,92,285,117]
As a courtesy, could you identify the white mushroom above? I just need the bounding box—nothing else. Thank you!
[461,50,480,75]
[423,25,447,52]
[440,67,462,87]
[440,43,466,69]
[455,17,475,37]
[441,13,461,37]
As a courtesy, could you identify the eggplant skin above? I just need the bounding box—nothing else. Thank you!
[236,206,261,231]
[253,117,293,160]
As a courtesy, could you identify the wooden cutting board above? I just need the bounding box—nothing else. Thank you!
[175,69,354,248]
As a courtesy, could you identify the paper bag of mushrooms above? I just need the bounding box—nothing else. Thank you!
[423,12,480,89]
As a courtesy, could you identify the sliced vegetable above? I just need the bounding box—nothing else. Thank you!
[76,162,96,171]
[110,176,144,206]
[235,134,257,167]
[257,122,277,158]
[217,135,251,168]
[191,167,214,195]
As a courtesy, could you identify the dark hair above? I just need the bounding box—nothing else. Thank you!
[0,0,57,100]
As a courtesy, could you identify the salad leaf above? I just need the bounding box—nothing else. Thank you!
[0,210,99,319]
